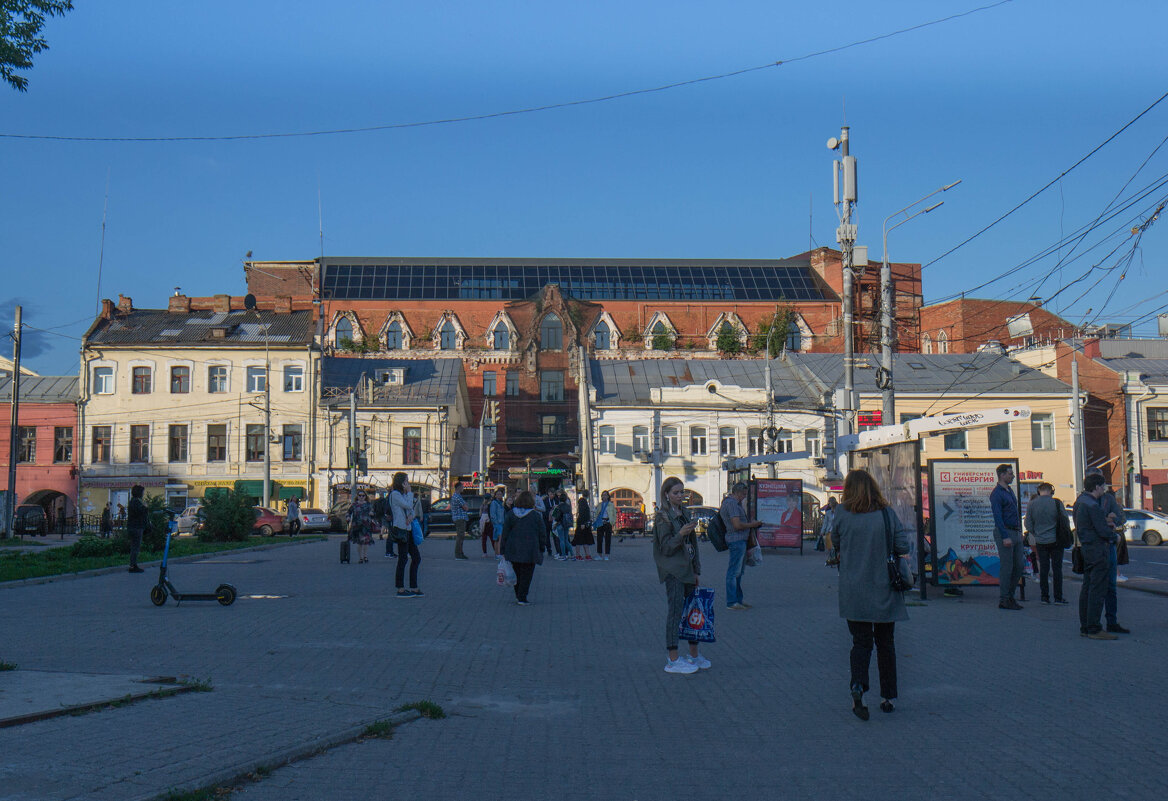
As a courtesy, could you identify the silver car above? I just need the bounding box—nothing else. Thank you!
[298,508,332,533]
[175,504,204,535]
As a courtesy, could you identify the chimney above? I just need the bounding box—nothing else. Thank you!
[212,294,232,313]
[101,298,115,319]
[168,294,192,313]
[117,294,133,313]
[275,296,292,314]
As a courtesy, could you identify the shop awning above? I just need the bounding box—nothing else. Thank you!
[278,486,304,500]
[234,480,274,497]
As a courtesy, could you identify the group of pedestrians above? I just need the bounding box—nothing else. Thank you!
[344,473,424,598]
[476,486,617,563]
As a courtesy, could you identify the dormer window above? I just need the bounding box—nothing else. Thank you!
[493,327,510,350]
[439,319,458,350]
[540,313,563,350]
[594,320,611,350]
[385,321,403,350]
[335,317,354,346]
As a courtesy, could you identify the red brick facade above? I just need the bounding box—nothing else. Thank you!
[919,298,1075,354]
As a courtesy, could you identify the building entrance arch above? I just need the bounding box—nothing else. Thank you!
[610,488,643,509]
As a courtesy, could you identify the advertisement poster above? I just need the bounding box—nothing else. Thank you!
[852,442,922,576]
[928,459,1018,586]
[752,479,803,549]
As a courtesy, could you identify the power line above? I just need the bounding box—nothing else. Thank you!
[0,2,1013,144]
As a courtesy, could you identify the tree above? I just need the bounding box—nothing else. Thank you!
[197,486,255,542]
[1,1,73,92]
[716,323,742,355]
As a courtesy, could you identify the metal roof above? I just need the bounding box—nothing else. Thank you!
[1096,339,1168,360]
[0,375,79,403]
[589,358,821,408]
[1095,357,1168,382]
[322,357,463,406]
[790,353,1071,394]
[86,309,314,347]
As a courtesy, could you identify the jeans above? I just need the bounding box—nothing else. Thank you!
[725,540,746,606]
[557,524,572,557]
[395,539,421,589]
[595,523,613,555]
[1106,542,1119,625]
[453,519,467,557]
[1078,541,1108,633]
[847,621,897,699]
[994,527,1024,601]
[664,576,696,651]
[512,562,535,602]
[1035,543,1064,601]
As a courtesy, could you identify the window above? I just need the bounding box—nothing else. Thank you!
[283,424,303,461]
[283,365,304,392]
[439,319,458,350]
[1031,413,1055,450]
[1148,408,1168,442]
[207,424,227,462]
[483,371,497,397]
[541,415,566,439]
[662,426,679,456]
[748,427,763,456]
[943,430,967,451]
[385,321,403,350]
[208,365,228,393]
[403,427,422,464]
[170,366,190,394]
[540,371,565,402]
[777,429,795,454]
[53,427,73,463]
[92,366,114,394]
[17,426,35,463]
[785,322,801,352]
[594,320,611,350]
[247,366,267,393]
[246,424,265,462]
[91,426,111,463]
[492,326,509,350]
[633,426,650,453]
[987,423,1011,451]
[921,333,933,354]
[599,425,615,454]
[131,366,152,394]
[168,425,188,463]
[540,313,562,350]
[505,371,520,397]
[130,425,150,463]
[805,429,822,458]
[719,427,737,456]
[690,426,707,456]
[335,316,354,346]
[937,330,949,354]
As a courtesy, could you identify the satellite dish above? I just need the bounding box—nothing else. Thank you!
[244,293,257,311]
[826,137,840,150]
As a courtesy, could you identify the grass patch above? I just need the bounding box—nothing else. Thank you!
[0,660,18,671]
[180,676,214,692]
[396,700,446,719]
[0,539,49,549]
[0,535,322,583]
[362,719,397,739]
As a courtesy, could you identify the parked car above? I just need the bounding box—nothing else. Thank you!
[687,505,720,540]
[1123,508,1168,546]
[429,494,485,536]
[13,504,47,537]
[297,507,332,533]
[253,506,285,536]
[175,503,204,535]
[616,506,646,538]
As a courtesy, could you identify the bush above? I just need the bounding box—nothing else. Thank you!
[70,535,128,557]
[143,495,171,553]
[651,332,674,351]
[197,487,255,542]
[716,323,742,355]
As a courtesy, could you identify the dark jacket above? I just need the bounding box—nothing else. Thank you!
[652,505,700,583]
[126,497,149,531]
[500,509,548,565]
[1074,492,1116,546]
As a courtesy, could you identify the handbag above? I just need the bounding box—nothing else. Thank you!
[1054,502,1073,549]
[883,508,913,593]
[678,587,716,643]
[1116,530,1129,565]
[1070,530,1084,575]
[746,544,763,567]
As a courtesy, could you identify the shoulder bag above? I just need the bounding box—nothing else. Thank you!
[1070,524,1085,575]
[883,508,914,593]
[1054,501,1073,549]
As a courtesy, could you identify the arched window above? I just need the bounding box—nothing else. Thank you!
[385,321,402,350]
[922,333,933,354]
[611,489,643,509]
[594,320,611,350]
[493,326,509,350]
[786,321,801,352]
[439,319,458,350]
[540,313,562,350]
[334,317,353,346]
[937,330,949,354]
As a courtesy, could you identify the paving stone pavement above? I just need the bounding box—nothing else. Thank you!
[2,535,1166,801]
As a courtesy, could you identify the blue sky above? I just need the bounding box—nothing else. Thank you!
[3,0,1167,374]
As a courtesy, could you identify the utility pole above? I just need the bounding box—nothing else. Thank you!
[1071,355,1085,482]
[262,319,272,508]
[829,127,861,476]
[525,456,533,494]
[765,314,777,479]
[5,306,22,538]
[348,386,358,496]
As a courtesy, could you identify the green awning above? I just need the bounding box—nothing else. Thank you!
[234,480,275,497]
[278,486,304,500]
[203,487,229,500]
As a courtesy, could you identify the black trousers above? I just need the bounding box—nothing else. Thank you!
[1035,543,1064,601]
[286,518,301,537]
[1078,542,1108,633]
[128,527,144,568]
[512,562,536,602]
[595,523,613,555]
[395,539,421,589]
[847,620,897,699]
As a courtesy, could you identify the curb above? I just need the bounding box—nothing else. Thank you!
[0,536,326,590]
[140,707,424,801]
[0,681,199,729]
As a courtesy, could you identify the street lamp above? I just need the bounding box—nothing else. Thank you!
[880,180,961,422]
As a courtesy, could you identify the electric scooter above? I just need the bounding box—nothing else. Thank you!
[150,514,237,606]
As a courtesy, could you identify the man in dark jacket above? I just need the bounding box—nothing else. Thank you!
[1074,474,1118,640]
[126,485,149,573]
[1086,467,1129,634]
[990,464,1024,610]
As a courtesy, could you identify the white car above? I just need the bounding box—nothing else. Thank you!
[298,508,332,533]
[1123,509,1168,546]
[175,503,204,535]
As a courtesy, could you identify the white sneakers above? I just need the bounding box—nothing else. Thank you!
[664,657,698,674]
[683,653,711,670]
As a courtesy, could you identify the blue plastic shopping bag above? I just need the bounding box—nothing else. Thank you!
[411,518,424,545]
[678,586,716,643]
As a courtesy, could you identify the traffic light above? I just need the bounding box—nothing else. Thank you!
[1126,452,1136,474]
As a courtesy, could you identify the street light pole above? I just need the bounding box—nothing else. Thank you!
[880,180,961,423]
[262,319,272,508]
[765,312,777,479]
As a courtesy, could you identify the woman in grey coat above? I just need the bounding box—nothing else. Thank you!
[832,469,910,720]
[499,491,549,605]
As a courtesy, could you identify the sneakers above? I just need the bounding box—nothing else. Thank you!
[397,589,422,598]
[455,554,468,560]
[1086,630,1118,640]
[516,600,531,606]
[128,566,144,573]
[739,602,753,609]
[411,589,424,597]
[998,599,1023,611]
[1106,623,1131,634]
[683,653,711,670]
[664,657,699,674]
[1053,598,1070,605]
[1041,598,1051,605]
[727,603,747,611]
[585,555,594,561]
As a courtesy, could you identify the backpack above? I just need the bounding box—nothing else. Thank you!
[552,504,563,523]
[707,512,729,552]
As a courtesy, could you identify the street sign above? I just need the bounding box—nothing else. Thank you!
[507,467,528,478]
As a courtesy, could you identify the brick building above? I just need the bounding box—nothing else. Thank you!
[919,298,1076,355]
[243,250,923,485]
[0,376,79,531]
